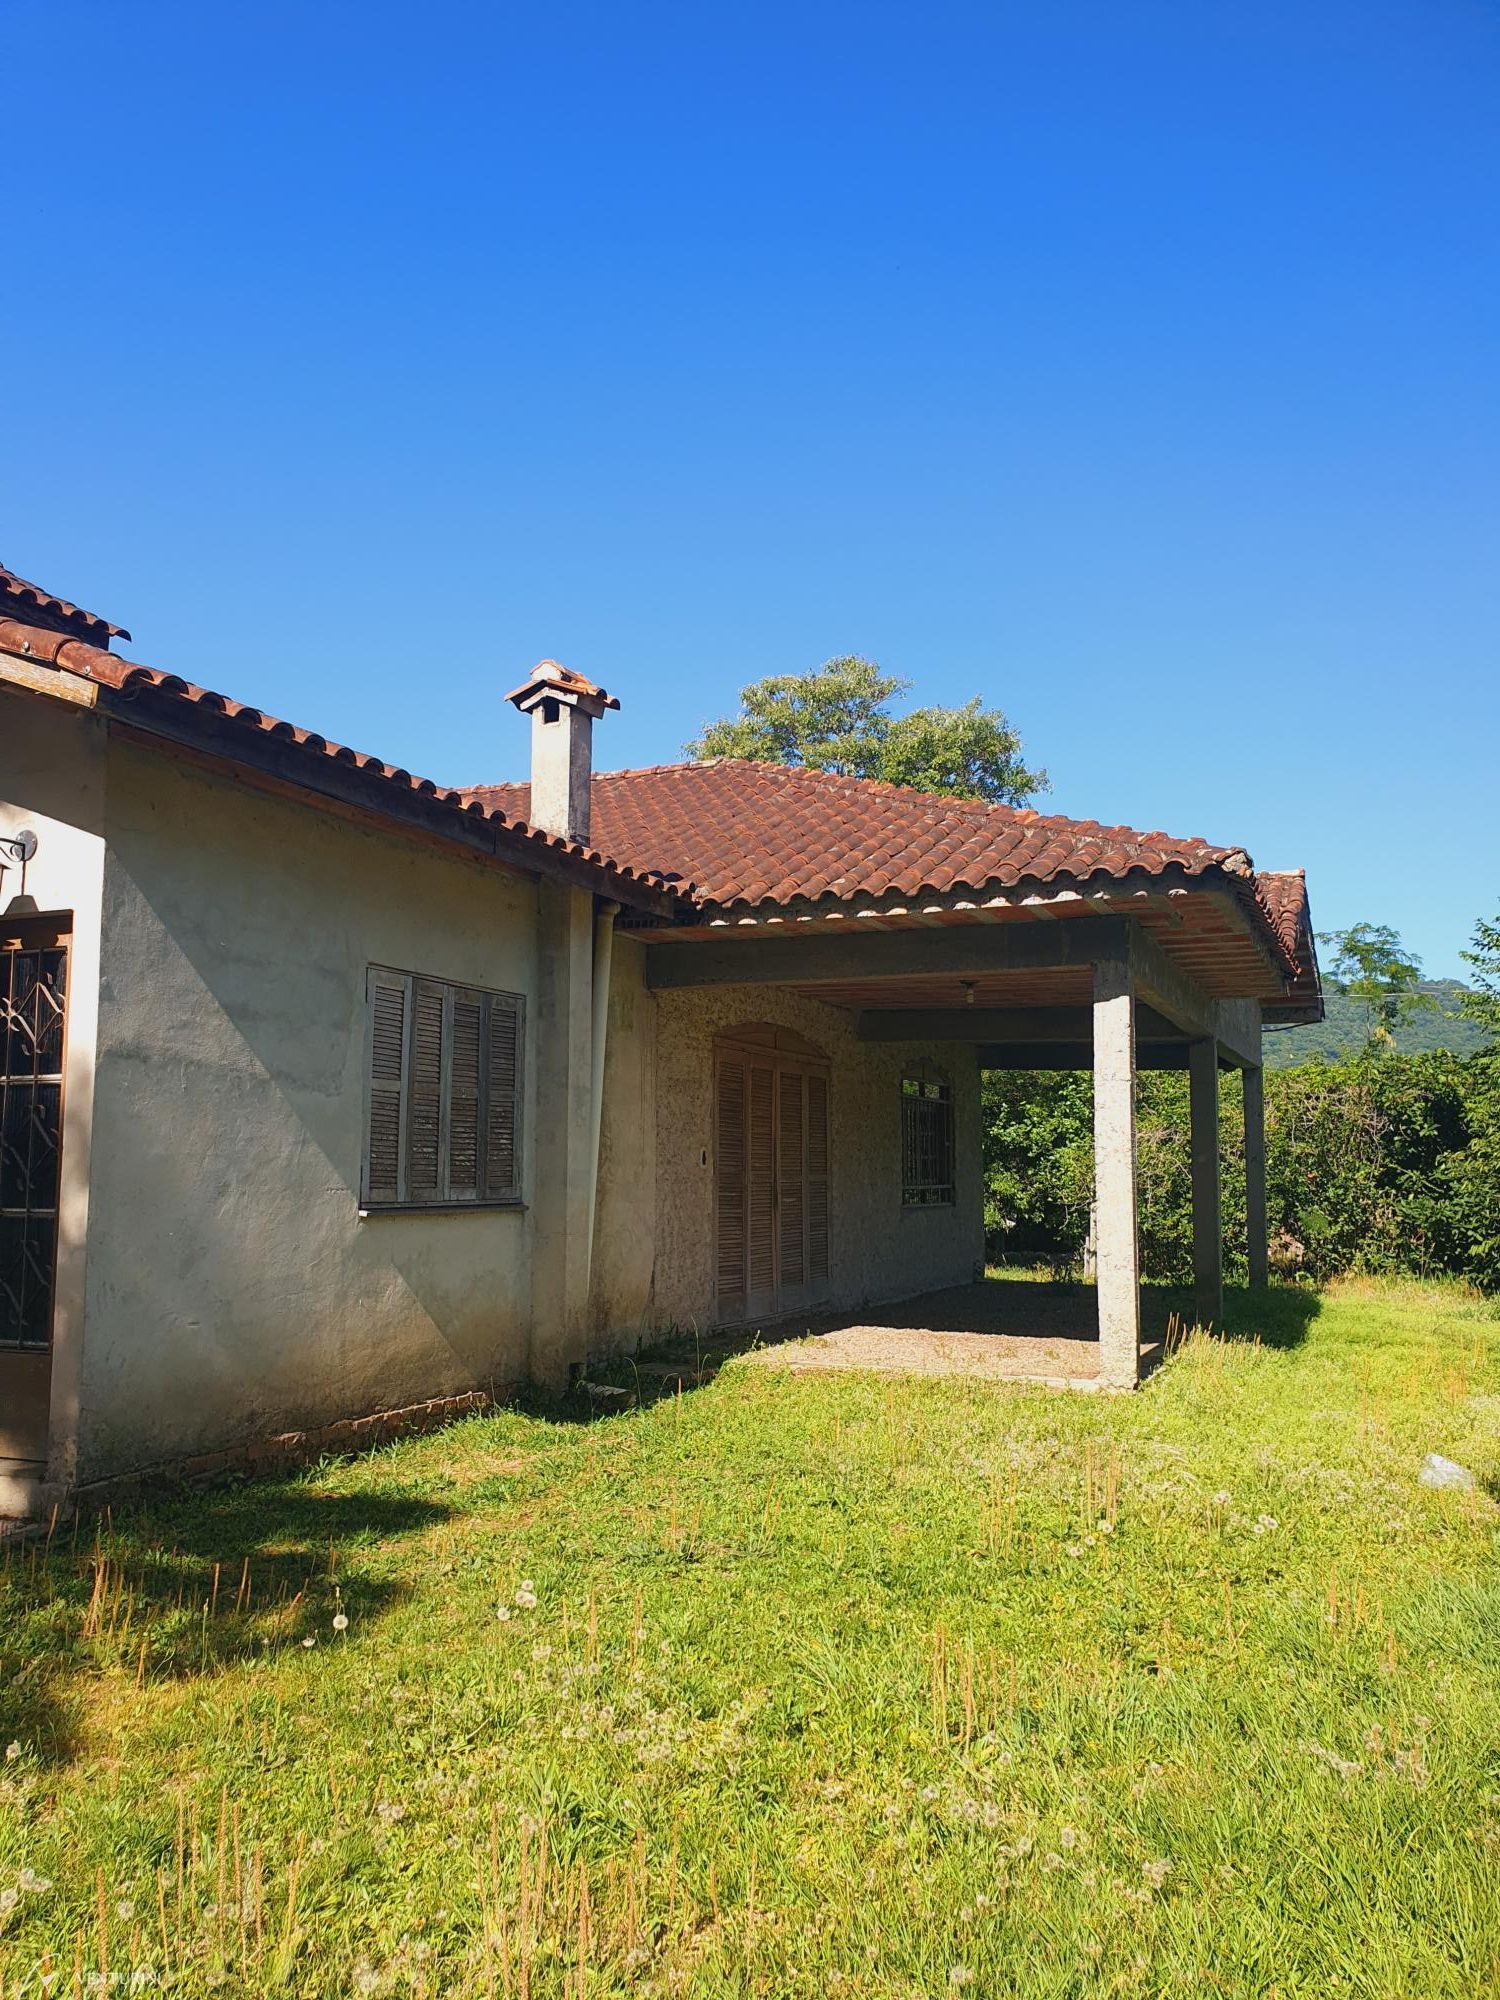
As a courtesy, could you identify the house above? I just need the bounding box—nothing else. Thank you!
[0,560,1322,1517]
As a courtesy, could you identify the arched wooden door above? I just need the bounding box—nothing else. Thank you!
[714,1026,830,1325]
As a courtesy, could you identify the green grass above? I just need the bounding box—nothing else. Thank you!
[2,1277,1498,1999]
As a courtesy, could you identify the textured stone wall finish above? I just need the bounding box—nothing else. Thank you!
[648,981,984,1332]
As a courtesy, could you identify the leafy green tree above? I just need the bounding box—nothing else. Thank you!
[1459,906,1500,1043]
[687,655,1047,806]
[1317,922,1431,1048]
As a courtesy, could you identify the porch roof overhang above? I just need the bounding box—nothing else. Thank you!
[639,905,1267,1069]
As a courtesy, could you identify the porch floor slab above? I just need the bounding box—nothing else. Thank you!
[737,1277,1166,1387]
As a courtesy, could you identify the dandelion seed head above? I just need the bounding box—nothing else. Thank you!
[332,1612,349,1631]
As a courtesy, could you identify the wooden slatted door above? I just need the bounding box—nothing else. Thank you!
[714,1027,830,1324]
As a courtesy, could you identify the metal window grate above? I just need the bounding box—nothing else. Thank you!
[901,1075,955,1208]
[1,933,67,1350]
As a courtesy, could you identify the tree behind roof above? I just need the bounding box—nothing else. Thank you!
[686,654,1047,806]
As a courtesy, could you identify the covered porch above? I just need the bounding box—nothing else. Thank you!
[743,1273,1176,1386]
[641,904,1286,1388]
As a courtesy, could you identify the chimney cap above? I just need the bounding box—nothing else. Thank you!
[506,659,620,716]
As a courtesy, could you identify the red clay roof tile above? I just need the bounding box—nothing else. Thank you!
[0,563,128,644]
[0,616,684,913]
[470,759,1313,991]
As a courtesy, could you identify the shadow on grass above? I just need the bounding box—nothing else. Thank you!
[1147,1281,1324,1351]
[558,1279,1328,1420]
[0,1485,450,1768]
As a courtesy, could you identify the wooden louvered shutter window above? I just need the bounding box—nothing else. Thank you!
[806,1071,829,1289]
[777,1069,806,1292]
[714,1055,747,1313]
[365,971,410,1205]
[407,980,446,1199]
[448,991,483,1197]
[482,994,523,1203]
[746,1061,777,1317]
[362,967,524,1209]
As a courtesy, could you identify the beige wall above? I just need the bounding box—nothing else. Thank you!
[3,681,986,1498]
[645,981,984,1333]
[76,737,546,1482]
[588,935,657,1352]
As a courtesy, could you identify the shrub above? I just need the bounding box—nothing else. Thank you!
[984,1048,1500,1291]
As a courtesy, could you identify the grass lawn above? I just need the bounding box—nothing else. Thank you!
[2,1277,1498,1998]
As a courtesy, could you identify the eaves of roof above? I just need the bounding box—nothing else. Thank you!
[0,617,688,917]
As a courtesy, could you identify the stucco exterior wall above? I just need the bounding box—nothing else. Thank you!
[587,934,657,1353]
[647,982,984,1332]
[76,737,546,1482]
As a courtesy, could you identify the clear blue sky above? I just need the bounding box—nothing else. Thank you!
[7,1,1496,976]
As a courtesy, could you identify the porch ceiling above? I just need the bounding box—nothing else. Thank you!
[791,964,1095,1012]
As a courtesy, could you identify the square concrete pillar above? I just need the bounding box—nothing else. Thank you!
[1189,1038,1223,1330]
[1243,1063,1268,1288]
[529,880,595,1391]
[1092,956,1141,1386]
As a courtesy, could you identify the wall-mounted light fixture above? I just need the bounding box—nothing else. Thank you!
[0,829,39,906]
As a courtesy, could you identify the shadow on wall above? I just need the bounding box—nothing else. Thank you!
[80,782,541,1466]
[0,1485,450,1768]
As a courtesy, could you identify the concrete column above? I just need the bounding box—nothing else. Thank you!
[1243,1063,1268,1288]
[1189,1038,1223,1329]
[1092,955,1141,1386]
[529,880,595,1391]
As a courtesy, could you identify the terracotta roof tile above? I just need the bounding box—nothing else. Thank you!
[471,759,1249,907]
[1254,869,1321,1010]
[470,759,1312,994]
[505,659,620,711]
[0,563,128,644]
[0,617,684,913]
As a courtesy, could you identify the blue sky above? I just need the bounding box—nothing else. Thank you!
[7,0,1496,976]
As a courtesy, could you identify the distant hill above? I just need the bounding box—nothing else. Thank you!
[1264,980,1491,1070]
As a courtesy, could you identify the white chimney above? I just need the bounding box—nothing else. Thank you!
[505,660,619,845]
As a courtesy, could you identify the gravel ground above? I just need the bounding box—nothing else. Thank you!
[742,1321,1107,1384]
[737,1278,1166,1387]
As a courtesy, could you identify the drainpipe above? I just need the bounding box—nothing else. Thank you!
[585,899,619,1299]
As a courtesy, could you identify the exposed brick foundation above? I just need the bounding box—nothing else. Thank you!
[66,1387,506,1515]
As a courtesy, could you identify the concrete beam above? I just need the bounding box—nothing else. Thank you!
[1243,1064,1269,1288]
[1126,925,1261,1069]
[1189,1038,1223,1329]
[1092,954,1141,1386]
[644,916,1128,990]
[858,1003,1183,1044]
[977,1042,1191,1070]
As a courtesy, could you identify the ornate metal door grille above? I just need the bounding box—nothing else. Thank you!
[0,924,68,1351]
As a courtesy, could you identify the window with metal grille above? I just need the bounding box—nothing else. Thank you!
[900,1074,955,1207]
[362,967,523,1209]
[1,926,67,1349]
